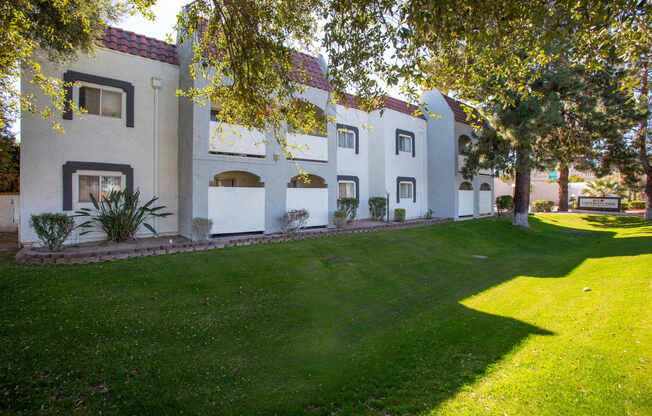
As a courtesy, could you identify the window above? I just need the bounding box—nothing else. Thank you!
[80,86,122,118]
[399,182,413,199]
[338,181,356,199]
[458,135,471,155]
[338,129,355,149]
[398,134,412,153]
[210,109,220,122]
[78,174,123,202]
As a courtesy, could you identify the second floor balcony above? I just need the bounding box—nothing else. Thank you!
[209,121,266,157]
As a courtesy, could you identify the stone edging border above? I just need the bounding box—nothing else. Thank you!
[15,218,453,265]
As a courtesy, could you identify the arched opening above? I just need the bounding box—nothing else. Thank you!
[480,182,491,191]
[287,100,327,137]
[458,135,471,155]
[459,181,473,190]
[287,173,329,227]
[210,171,263,187]
[288,174,327,188]
[208,170,266,235]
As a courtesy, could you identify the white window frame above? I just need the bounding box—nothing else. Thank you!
[398,134,412,153]
[338,180,356,199]
[337,128,356,150]
[78,82,125,120]
[73,170,126,209]
[399,181,413,200]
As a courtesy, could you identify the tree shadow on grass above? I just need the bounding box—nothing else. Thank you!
[581,214,652,230]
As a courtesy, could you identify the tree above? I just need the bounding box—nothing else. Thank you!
[538,55,641,211]
[0,125,19,193]
[1,1,156,131]
[582,177,626,198]
[321,0,650,227]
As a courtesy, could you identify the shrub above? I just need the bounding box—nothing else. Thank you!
[192,217,213,241]
[30,213,75,251]
[394,208,406,222]
[629,200,646,209]
[495,195,514,215]
[532,200,554,212]
[75,189,172,242]
[569,175,585,183]
[620,201,629,211]
[337,197,359,222]
[333,210,347,228]
[424,208,434,219]
[281,209,309,233]
[368,197,387,221]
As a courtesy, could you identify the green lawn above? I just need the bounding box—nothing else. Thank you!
[1,214,650,415]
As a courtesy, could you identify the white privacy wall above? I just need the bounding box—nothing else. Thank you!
[286,133,328,162]
[0,194,19,231]
[458,190,474,216]
[479,190,492,214]
[208,187,266,234]
[286,188,329,227]
[335,104,371,218]
[20,47,179,244]
[209,122,266,156]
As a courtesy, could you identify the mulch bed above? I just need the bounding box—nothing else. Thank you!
[16,218,453,265]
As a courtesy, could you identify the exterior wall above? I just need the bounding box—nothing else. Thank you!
[177,35,337,236]
[335,105,371,218]
[453,121,494,218]
[20,48,179,245]
[369,109,428,220]
[421,90,457,219]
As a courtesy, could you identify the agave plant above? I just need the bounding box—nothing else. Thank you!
[582,177,626,198]
[75,189,172,242]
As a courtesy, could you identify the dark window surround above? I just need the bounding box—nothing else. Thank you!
[336,124,359,154]
[62,161,133,211]
[395,129,415,157]
[337,175,360,200]
[396,176,416,203]
[63,70,135,128]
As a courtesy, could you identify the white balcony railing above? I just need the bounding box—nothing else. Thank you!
[209,121,266,157]
[286,133,328,162]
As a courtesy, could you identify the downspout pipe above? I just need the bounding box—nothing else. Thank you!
[151,77,162,233]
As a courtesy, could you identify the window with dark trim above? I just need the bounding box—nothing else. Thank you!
[336,124,359,154]
[396,176,416,203]
[63,70,135,127]
[62,161,133,210]
[395,129,415,157]
[337,175,359,200]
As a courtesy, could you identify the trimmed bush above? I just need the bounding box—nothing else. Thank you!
[337,197,359,222]
[495,195,514,215]
[620,201,629,211]
[532,200,554,212]
[394,208,406,222]
[281,209,310,233]
[424,208,434,219]
[629,200,646,209]
[75,189,172,242]
[192,217,213,241]
[333,210,347,228]
[368,197,387,221]
[30,213,75,251]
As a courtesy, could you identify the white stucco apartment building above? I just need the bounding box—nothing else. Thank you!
[19,26,494,245]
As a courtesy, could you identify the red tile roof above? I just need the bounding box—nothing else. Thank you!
[442,94,481,125]
[336,93,425,119]
[100,27,178,65]
[290,51,331,91]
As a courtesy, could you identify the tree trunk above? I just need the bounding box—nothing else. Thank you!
[512,146,531,227]
[558,163,569,212]
[646,170,652,221]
